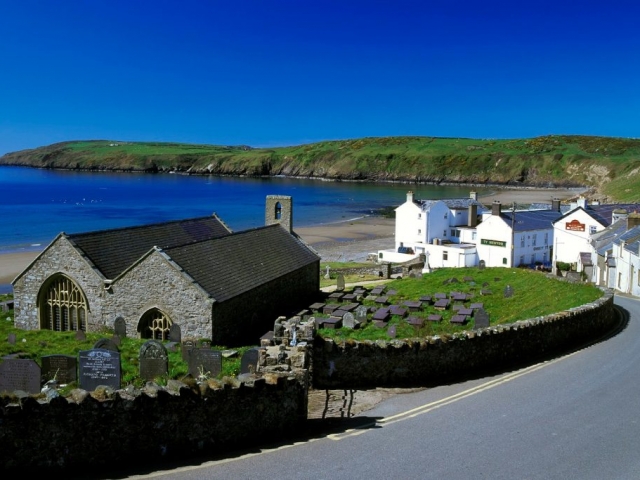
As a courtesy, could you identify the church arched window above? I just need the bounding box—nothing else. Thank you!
[138,308,173,340]
[39,274,88,331]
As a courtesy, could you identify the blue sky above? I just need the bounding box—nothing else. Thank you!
[1,1,638,155]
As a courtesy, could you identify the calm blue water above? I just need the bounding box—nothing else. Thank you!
[0,166,490,254]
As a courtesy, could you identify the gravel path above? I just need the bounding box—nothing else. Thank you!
[310,236,395,263]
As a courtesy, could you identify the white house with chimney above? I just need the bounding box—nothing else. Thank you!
[475,200,562,268]
[552,197,640,274]
[377,191,485,266]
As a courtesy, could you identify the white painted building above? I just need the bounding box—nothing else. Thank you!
[552,197,640,273]
[475,201,561,268]
[610,224,640,296]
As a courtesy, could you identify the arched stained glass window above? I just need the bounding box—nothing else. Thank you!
[139,308,172,340]
[40,275,88,331]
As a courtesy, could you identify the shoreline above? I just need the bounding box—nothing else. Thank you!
[0,186,583,289]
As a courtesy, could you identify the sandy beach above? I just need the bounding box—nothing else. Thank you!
[0,187,584,287]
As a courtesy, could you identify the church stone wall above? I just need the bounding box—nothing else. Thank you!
[12,237,107,331]
[212,263,319,346]
[107,251,214,339]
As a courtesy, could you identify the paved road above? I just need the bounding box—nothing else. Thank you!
[103,295,640,480]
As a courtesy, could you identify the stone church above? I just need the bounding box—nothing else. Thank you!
[12,195,320,346]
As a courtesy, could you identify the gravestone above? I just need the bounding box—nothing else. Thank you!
[504,285,514,298]
[181,339,196,361]
[111,335,121,347]
[478,260,486,270]
[336,273,345,292]
[355,305,368,323]
[324,265,331,279]
[139,340,169,381]
[7,333,16,345]
[342,312,356,329]
[93,338,119,352]
[387,325,397,338]
[114,316,127,338]
[41,354,77,384]
[168,323,181,343]
[75,330,86,341]
[0,358,41,394]
[188,348,222,379]
[240,348,261,375]
[200,340,211,349]
[78,348,121,391]
[474,308,490,329]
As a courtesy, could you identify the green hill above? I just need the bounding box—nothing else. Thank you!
[2,135,639,202]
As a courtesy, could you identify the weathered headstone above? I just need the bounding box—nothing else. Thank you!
[336,273,345,292]
[0,358,41,394]
[139,340,169,381]
[504,285,514,298]
[240,347,261,374]
[188,348,222,379]
[387,325,397,338]
[200,340,211,349]
[478,260,486,270]
[474,308,490,329]
[324,265,331,279]
[93,338,119,352]
[75,330,86,341]
[78,348,121,391]
[111,335,121,347]
[114,316,127,338]
[355,305,368,323]
[7,333,16,345]
[342,312,356,329]
[168,323,181,343]
[41,354,77,384]
[181,339,196,361]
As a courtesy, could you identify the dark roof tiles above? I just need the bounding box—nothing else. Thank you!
[68,215,232,279]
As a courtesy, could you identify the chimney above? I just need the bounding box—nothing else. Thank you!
[577,197,588,209]
[628,213,640,229]
[468,204,478,227]
[470,191,478,201]
[492,201,502,216]
[552,198,561,212]
[407,191,414,203]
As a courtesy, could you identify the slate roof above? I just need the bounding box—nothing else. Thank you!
[615,225,640,256]
[419,198,485,211]
[497,209,563,232]
[554,203,640,227]
[67,215,232,279]
[164,224,320,302]
[591,219,629,256]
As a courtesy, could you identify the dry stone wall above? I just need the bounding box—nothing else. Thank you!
[312,290,616,389]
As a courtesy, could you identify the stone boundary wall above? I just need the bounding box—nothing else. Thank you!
[312,290,617,389]
[0,375,307,472]
[330,262,392,278]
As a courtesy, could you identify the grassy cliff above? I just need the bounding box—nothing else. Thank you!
[2,135,639,202]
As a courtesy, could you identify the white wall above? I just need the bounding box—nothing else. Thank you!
[553,209,604,268]
[475,215,513,267]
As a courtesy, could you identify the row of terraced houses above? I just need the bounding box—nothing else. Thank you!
[378,191,640,296]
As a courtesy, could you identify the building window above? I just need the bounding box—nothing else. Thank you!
[443,251,448,261]
[443,230,446,237]
[545,232,548,245]
[444,213,448,219]
[139,308,173,341]
[40,274,88,332]
[520,236,525,247]
[589,225,597,235]
[418,229,422,235]
[519,255,525,266]
[418,213,421,219]
[532,234,537,246]
[274,202,282,220]
[472,232,477,240]
[502,257,507,265]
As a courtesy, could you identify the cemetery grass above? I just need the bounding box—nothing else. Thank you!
[317,267,604,342]
[0,295,252,396]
